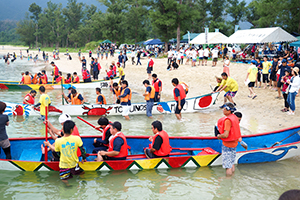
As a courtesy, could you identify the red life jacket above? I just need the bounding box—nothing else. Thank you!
[54,66,59,76]
[23,93,35,105]
[152,79,162,93]
[173,84,186,101]
[65,77,71,83]
[108,132,128,158]
[102,124,111,147]
[82,70,91,80]
[217,114,241,142]
[150,130,172,156]
[107,69,113,77]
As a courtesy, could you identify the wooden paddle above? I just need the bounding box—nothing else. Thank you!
[86,152,188,159]
[271,130,300,147]
[77,116,102,132]
[44,106,48,161]
[61,79,64,105]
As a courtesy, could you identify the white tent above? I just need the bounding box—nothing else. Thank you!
[190,32,229,44]
[225,27,297,44]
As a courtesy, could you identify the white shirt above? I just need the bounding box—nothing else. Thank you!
[204,49,210,57]
[192,50,197,59]
[168,51,173,58]
[224,60,230,67]
[289,76,300,93]
[212,49,218,58]
[198,49,204,57]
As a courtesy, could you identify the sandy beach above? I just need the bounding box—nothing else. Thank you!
[1,45,299,133]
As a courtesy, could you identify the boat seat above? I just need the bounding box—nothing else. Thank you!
[19,149,43,161]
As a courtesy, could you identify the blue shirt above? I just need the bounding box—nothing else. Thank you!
[93,62,99,72]
[82,59,86,67]
[113,137,124,152]
[174,88,180,97]
[279,64,291,78]
[97,95,104,104]
[119,87,131,106]
[118,55,124,63]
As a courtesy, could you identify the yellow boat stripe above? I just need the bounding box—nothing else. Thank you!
[12,161,43,171]
[136,158,162,169]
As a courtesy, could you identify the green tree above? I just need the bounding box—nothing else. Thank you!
[189,0,209,33]
[226,0,246,34]
[208,0,229,35]
[16,14,35,47]
[28,3,42,48]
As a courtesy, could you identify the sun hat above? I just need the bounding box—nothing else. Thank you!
[220,102,236,112]
[293,67,299,74]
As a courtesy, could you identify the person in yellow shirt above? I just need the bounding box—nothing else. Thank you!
[53,120,86,185]
[245,60,258,99]
[33,86,51,120]
[262,56,272,89]
[214,72,238,107]
[117,62,125,82]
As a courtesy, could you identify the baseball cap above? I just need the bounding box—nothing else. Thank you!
[287,57,292,61]
[282,59,287,63]
[220,102,236,112]
[251,60,256,64]
[110,121,122,131]
[59,114,72,123]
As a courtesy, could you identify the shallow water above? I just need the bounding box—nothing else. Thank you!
[0,59,299,199]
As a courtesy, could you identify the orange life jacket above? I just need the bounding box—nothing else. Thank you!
[217,114,241,143]
[152,79,162,93]
[114,88,121,97]
[71,93,82,105]
[144,85,155,101]
[23,75,31,84]
[73,76,80,83]
[108,132,128,158]
[32,74,38,84]
[173,84,186,101]
[150,130,172,156]
[96,94,107,104]
[120,87,132,103]
[56,76,65,84]
[102,124,111,147]
[23,93,35,105]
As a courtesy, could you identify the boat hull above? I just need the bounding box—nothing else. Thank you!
[3,93,219,116]
[0,126,300,172]
[0,77,119,90]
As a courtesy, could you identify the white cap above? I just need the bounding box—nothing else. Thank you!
[59,114,72,124]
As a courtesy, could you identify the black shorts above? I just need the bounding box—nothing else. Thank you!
[262,74,269,83]
[277,80,283,88]
[121,75,125,80]
[175,99,185,114]
[270,71,277,81]
[154,92,160,102]
[144,148,167,158]
[204,56,208,60]
[248,82,255,87]
[147,67,153,74]
[213,58,218,62]
[257,72,261,82]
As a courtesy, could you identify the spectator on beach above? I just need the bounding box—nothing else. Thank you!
[147,55,154,79]
[223,56,230,77]
[277,59,291,99]
[223,45,228,62]
[211,47,219,67]
[270,56,279,90]
[255,57,263,88]
[198,47,204,66]
[262,56,272,89]
[287,57,295,68]
[131,50,136,65]
[167,49,173,65]
[136,50,142,65]
[89,50,92,58]
[203,46,210,66]
[287,67,300,115]
[281,70,292,112]
[245,60,258,99]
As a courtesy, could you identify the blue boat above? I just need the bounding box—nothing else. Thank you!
[0,125,300,171]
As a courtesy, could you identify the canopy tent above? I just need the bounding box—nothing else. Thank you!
[190,32,228,44]
[290,40,300,47]
[182,33,201,41]
[100,39,112,44]
[225,27,298,44]
[143,39,164,45]
[135,40,145,45]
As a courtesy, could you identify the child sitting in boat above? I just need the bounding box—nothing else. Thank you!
[0,101,11,159]
[92,117,111,153]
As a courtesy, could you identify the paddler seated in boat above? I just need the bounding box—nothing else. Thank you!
[96,121,128,161]
[92,117,111,152]
[95,87,107,105]
[82,67,92,83]
[65,73,72,83]
[216,102,242,176]
[31,73,38,84]
[72,72,80,83]
[144,120,172,159]
[33,86,51,121]
[104,65,115,80]
[19,71,32,84]
[63,89,85,105]
[23,90,37,105]
[41,70,48,84]
[42,114,81,161]
[51,61,59,81]
[48,120,86,185]
[112,83,122,104]
[55,71,65,84]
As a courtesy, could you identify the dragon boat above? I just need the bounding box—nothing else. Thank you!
[0,125,300,171]
[0,77,119,90]
[3,92,219,116]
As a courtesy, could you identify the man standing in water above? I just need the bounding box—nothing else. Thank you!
[216,102,241,176]
[172,78,186,120]
[33,86,51,120]
[142,80,155,118]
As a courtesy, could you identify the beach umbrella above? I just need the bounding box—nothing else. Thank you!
[143,39,164,45]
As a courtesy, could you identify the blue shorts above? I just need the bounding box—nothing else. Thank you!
[199,57,203,60]
[192,59,197,62]
[222,145,236,169]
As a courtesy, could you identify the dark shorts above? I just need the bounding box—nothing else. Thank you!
[59,164,83,180]
[147,67,153,74]
[224,91,237,98]
[199,57,203,60]
[175,99,185,114]
[121,75,125,80]
[270,71,277,81]
[277,80,283,88]
[213,58,218,62]
[144,148,168,158]
[262,74,269,83]
[154,92,160,102]
[257,72,261,82]
[248,82,255,87]
[204,56,208,60]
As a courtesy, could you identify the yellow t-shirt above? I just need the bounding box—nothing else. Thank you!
[118,67,125,76]
[262,61,272,74]
[39,94,51,116]
[247,65,258,82]
[226,77,238,92]
[220,79,229,92]
[55,135,83,168]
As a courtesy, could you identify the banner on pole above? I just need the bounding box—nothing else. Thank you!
[205,28,209,44]
[215,29,219,32]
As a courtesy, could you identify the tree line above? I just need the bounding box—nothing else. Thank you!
[1,0,298,49]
